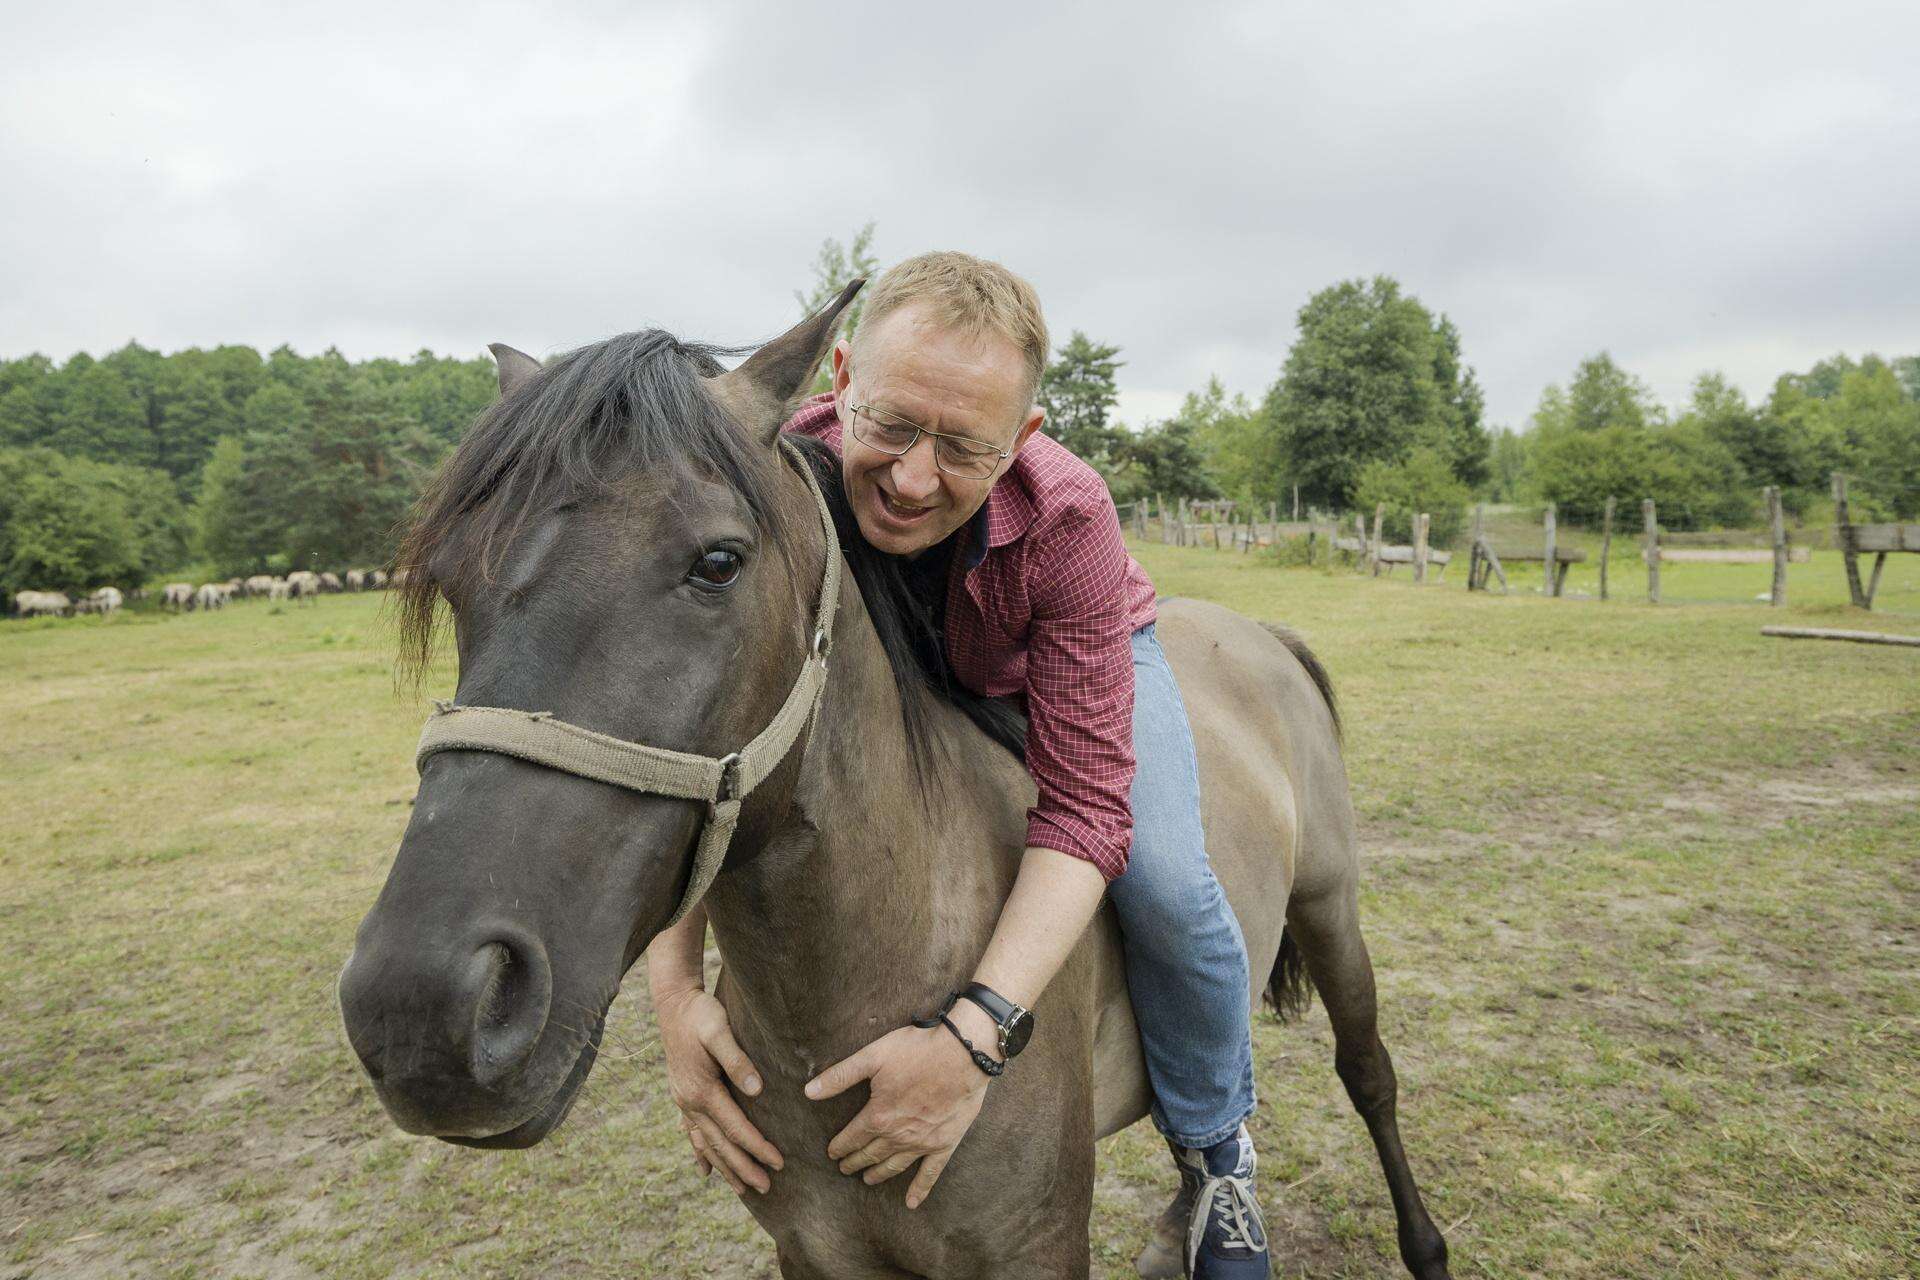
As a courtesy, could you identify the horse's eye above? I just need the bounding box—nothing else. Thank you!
[690,549,742,590]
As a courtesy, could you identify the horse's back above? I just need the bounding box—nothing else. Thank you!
[1090,596,1342,1138]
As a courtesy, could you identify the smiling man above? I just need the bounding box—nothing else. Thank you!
[648,252,1269,1278]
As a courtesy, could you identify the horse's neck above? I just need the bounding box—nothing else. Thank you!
[705,581,1020,1074]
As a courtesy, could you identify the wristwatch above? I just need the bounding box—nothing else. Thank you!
[957,982,1034,1060]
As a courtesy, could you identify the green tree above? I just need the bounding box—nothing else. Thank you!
[0,355,57,448]
[1112,416,1219,506]
[1351,446,1471,546]
[46,358,154,468]
[395,349,497,445]
[1181,377,1277,505]
[253,367,442,569]
[797,222,881,394]
[1533,353,1664,436]
[1430,316,1490,489]
[1265,276,1482,508]
[1487,427,1531,502]
[1893,355,1920,402]
[152,369,232,485]
[1037,332,1126,468]
[192,435,277,575]
[0,448,181,596]
[1830,360,1920,517]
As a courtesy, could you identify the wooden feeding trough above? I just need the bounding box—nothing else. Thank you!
[1468,541,1583,594]
[1833,474,1919,610]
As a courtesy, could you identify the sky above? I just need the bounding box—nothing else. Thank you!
[3,0,1917,431]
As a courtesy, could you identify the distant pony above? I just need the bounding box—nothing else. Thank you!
[12,590,71,618]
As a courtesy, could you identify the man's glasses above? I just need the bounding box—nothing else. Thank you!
[845,402,1009,480]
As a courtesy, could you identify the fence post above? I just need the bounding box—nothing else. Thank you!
[1414,513,1430,584]
[1370,503,1386,576]
[1543,502,1558,597]
[1467,504,1485,590]
[1292,485,1300,521]
[1600,496,1615,601]
[1643,499,1660,604]
[1832,472,1867,608]
[1767,485,1788,607]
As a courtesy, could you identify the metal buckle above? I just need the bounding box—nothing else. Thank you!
[715,752,743,802]
[811,627,830,659]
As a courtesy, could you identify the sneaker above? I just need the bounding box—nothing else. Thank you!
[1170,1124,1270,1279]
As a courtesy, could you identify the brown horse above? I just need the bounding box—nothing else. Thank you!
[337,290,1451,1279]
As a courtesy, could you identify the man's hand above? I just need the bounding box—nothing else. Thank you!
[655,985,783,1196]
[804,1011,997,1210]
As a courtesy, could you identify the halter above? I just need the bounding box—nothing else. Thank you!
[413,436,842,928]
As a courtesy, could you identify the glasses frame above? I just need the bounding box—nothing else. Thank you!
[844,401,1011,480]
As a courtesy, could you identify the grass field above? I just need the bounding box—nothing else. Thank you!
[4,547,1917,1279]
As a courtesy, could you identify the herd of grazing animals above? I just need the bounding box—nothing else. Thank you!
[11,569,398,619]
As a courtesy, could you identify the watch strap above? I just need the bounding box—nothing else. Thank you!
[910,1009,1004,1078]
[958,982,1016,1026]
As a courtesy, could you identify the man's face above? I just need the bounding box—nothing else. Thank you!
[831,302,1044,559]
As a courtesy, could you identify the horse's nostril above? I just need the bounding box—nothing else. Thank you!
[465,927,553,1088]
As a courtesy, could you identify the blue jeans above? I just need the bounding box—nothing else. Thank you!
[1108,622,1257,1149]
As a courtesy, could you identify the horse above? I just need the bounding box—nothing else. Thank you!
[12,590,71,618]
[336,289,1451,1280]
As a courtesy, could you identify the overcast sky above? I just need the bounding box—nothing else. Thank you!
[3,0,1916,430]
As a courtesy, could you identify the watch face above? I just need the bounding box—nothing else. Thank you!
[1002,1009,1034,1058]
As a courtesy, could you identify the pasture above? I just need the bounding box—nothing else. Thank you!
[4,547,1917,1279]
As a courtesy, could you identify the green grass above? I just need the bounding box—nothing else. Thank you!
[3,557,1916,1278]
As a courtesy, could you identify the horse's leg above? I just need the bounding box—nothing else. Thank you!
[1285,884,1451,1280]
[1135,1178,1195,1279]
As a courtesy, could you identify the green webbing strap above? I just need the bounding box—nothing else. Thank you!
[413,437,842,928]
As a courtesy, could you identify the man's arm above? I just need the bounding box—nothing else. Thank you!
[964,844,1107,1022]
[647,906,785,1195]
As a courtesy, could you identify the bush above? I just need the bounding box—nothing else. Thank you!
[0,447,187,598]
[1351,447,1470,547]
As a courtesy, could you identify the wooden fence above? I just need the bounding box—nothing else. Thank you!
[1123,476,1908,612]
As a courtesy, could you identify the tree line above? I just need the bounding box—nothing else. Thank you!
[7,229,1919,601]
[0,344,494,597]
[1023,275,1920,548]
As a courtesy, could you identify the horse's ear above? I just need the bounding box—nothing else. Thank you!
[488,343,542,398]
[710,279,864,443]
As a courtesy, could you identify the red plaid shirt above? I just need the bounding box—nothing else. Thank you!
[783,395,1157,880]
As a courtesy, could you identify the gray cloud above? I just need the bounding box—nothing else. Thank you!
[3,0,1916,429]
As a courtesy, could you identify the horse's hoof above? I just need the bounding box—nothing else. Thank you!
[1134,1237,1183,1280]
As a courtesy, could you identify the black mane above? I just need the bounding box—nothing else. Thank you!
[396,330,790,676]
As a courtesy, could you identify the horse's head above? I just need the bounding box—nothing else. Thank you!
[337,285,859,1147]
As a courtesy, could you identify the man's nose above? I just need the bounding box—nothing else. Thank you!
[891,437,942,501]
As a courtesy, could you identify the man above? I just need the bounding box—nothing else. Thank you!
[648,252,1268,1277]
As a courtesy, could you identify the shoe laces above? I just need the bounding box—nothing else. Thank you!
[1186,1151,1267,1265]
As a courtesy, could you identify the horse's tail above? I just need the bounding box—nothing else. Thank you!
[1258,619,1336,1022]
[1256,620,1340,742]
[1267,928,1315,1022]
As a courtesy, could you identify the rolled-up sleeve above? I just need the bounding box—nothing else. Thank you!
[1020,494,1136,880]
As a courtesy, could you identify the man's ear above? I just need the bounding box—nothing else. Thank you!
[709,280,864,444]
[1012,405,1046,453]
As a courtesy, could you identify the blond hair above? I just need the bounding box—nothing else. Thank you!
[852,251,1051,406]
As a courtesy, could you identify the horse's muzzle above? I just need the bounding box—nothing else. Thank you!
[337,919,568,1138]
